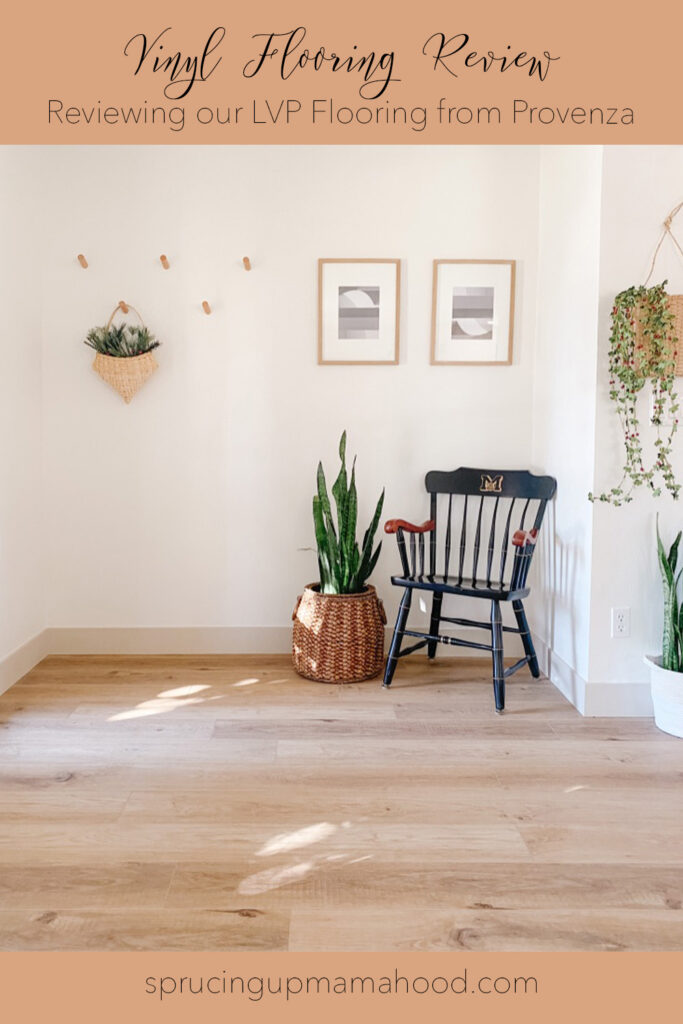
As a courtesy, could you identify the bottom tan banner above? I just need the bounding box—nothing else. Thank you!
[0,951,679,1021]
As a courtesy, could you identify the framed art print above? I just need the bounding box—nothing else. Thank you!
[318,259,400,364]
[431,259,515,365]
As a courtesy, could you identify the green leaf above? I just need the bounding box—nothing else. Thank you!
[657,517,674,588]
[357,489,385,586]
[364,542,382,581]
[316,461,339,569]
[331,434,348,542]
[668,531,682,574]
[344,462,358,555]
[313,495,334,592]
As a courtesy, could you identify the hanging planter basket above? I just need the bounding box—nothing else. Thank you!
[635,294,683,376]
[86,303,160,404]
[634,202,683,375]
[590,203,683,506]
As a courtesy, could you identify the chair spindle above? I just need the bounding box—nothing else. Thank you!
[520,498,531,530]
[444,494,453,580]
[457,495,468,583]
[499,498,516,584]
[429,495,437,576]
[396,529,410,577]
[485,496,500,586]
[471,495,484,582]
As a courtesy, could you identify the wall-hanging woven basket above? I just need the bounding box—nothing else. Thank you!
[292,584,386,683]
[637,201,683,376]
[92,304,159,404]
[636,294,683,376]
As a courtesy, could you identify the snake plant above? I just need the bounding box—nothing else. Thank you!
[657,517,683,671]
[312,431,384,594]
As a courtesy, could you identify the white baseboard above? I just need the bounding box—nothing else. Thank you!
[532,633,588,714]
[531,633,652,717]
[44,624,523,659]
[583,681,653,717]
[0,631,49,697]
[44,626,294,656]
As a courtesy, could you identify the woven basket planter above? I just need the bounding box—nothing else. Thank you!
[91,303,159,403]
[93,350,159,404]
[635,294,683,376]
[292,584,386,683]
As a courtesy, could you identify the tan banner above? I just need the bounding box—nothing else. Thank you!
[0,951,681,1021]
[3,0,682,143]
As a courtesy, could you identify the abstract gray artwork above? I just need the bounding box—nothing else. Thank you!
[338,285,381,339]
[451,286,494,339]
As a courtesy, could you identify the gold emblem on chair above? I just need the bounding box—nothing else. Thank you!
[480,473,504,493]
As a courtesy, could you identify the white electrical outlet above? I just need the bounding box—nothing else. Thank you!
[611,607,631,638]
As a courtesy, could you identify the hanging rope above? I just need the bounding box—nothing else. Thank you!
[644,200,683,285]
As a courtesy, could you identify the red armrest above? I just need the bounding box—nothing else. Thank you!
[512,528,538,547]
[384,518,436,535]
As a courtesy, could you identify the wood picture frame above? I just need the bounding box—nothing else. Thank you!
[431,259,516,365]
[318,258,401,365]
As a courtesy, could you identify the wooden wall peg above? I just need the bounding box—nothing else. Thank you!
[242,256,252,271]
[118,300,130,314]
[160,254,170,270]
[77,254,88,269]
[202,301,211,315]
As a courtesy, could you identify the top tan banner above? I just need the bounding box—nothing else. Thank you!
[3,0,682,143]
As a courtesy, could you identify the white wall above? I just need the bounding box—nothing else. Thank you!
[37,146,541,643]
[529,147,603,711]
[588,147,683,708]
[0,148,46,688]
[7,143,677,716]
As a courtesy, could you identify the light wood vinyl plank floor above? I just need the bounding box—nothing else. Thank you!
[0,654,682,951]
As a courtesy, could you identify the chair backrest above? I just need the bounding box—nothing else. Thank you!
[424,467,557,586]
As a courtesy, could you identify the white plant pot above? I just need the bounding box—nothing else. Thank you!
[644,655,683,738]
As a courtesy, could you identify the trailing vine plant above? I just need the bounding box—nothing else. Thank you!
[589,281,680,505]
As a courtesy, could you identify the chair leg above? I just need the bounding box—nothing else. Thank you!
[513,599,540,678]
[383,588,412,688]
[490,600,505,713]
[427,592,443,658]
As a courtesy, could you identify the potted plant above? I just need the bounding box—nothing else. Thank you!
[85,302,160,403]
[590,282,681,505]
[292,431,386,683]
[645,519,683,736]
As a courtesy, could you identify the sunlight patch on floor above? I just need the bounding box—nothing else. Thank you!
[157,685,211,698]
[107,696,207,722]
[256,822,337,857]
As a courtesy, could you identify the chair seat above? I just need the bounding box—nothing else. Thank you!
[390,574,529,601]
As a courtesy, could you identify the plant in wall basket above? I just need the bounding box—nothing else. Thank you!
[589,281,681,505]
[292,431,387,683]
[591,202,683,505]
[85,302,160,404]
[644,519,683,737]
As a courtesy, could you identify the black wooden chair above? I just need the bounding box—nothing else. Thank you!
[382,467,557,711]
